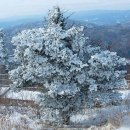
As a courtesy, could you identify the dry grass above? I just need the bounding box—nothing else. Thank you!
[0,123,116,130]
[0,114,116,130]
[0,98,38,108]
[0,104,116,130]
[108,110,124,128]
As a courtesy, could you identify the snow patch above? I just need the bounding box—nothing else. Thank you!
[1,87,41,100]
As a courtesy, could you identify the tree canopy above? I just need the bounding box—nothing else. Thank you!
[9,6,129,125]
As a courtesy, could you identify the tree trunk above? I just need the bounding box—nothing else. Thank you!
[61,111,70,125]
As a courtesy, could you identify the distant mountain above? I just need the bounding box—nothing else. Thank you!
[84,23,130,58]
[71,10,130,25]
[1,10,130,28]
[0,15,43,28]
[3,19,130,58]
[1,10,130,58]
[3,19,44,55]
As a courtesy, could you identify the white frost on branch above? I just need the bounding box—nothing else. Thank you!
[9,6,130,124]
[0,28,7,65]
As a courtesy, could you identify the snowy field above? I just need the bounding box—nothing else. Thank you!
[1,87,130,102]
[1,86,130,130]
[1,87,41,100]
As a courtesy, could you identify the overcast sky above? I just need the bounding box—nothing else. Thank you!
[0,0,130,19]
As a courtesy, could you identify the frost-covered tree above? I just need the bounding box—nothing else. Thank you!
[87,49,128,106]
[9,6,129,125]
[0,28,7,65]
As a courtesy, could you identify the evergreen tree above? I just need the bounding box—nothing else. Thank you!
[9,6,129,125]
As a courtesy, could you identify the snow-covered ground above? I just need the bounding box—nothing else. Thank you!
[119,90,130,99]
[1,86,130,129]
[117,128,130,130]
[1,87,130,101]
[1,87,41,100]
[117,115,130,130]
[0,111,45,130]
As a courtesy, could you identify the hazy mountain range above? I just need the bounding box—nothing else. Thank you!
[1,10,130,28]
[1,10,130,59]
[71,10,130,25]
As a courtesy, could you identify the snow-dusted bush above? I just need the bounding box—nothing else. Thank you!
[0,28,7,65]
[9,6,129,125]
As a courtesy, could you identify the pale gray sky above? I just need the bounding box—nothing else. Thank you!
[0,0,130,19]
